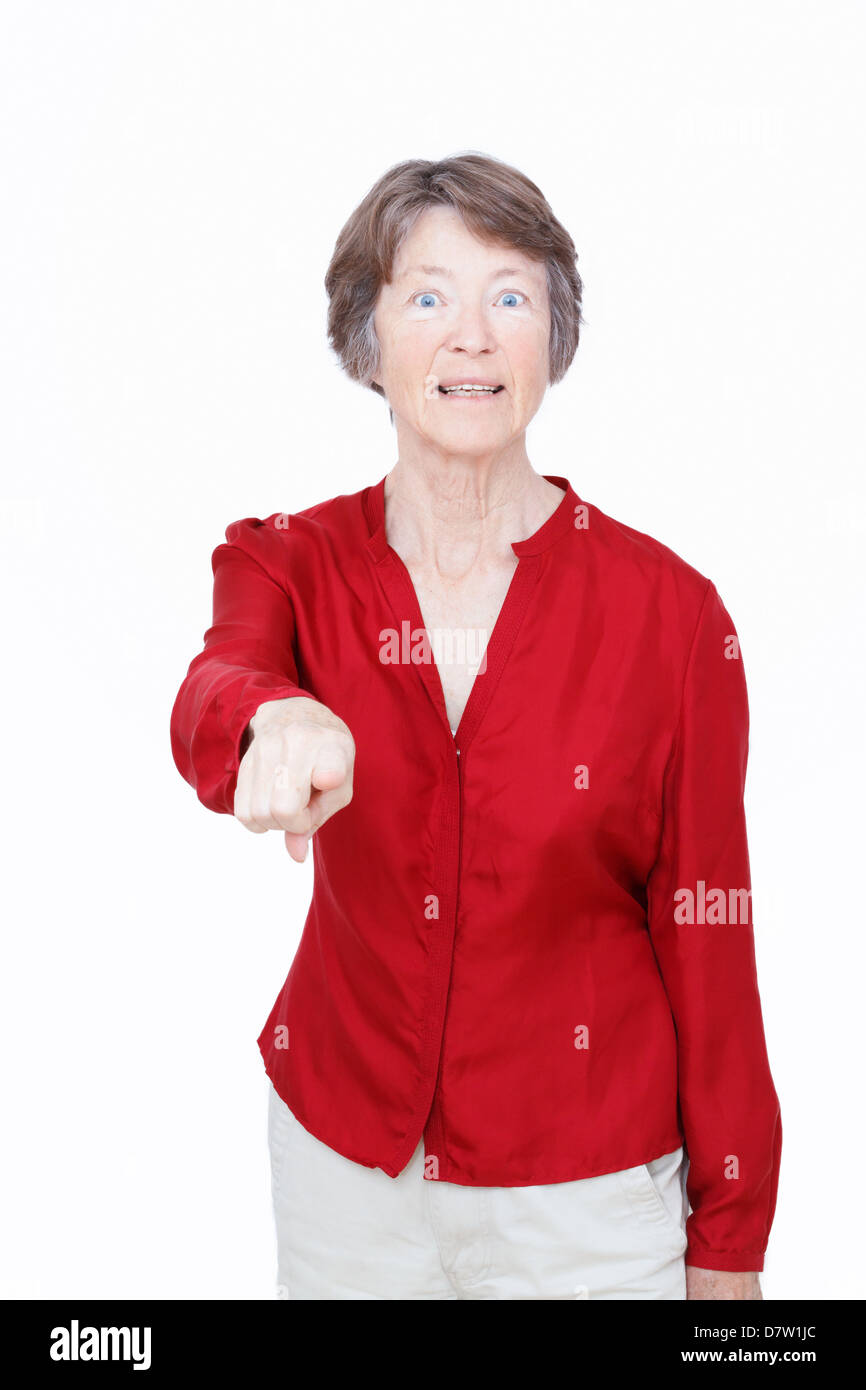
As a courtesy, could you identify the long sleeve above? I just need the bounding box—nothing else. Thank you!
[645,579,782,1272]
[170,517,318,815]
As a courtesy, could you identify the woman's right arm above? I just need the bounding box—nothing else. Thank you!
[170,517,354,859]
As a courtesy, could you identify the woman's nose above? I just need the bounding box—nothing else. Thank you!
[444,308,498,356]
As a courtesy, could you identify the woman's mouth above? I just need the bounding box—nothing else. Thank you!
[437,384,505,399]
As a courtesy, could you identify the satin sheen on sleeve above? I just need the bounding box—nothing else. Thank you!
[645,579,782,1271]
[170,519,319,815]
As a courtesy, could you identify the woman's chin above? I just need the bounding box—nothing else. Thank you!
[419,413,513,449]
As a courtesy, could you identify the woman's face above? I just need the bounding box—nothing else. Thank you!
[372,206,551,457]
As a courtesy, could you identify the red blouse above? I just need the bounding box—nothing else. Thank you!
[170,473,782,1273]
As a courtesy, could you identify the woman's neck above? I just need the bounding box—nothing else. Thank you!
[383,453,564,576]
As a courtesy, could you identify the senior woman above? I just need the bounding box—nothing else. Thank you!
[170,153,782,1301]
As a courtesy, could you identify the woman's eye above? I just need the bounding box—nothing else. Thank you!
[411,289,525,309]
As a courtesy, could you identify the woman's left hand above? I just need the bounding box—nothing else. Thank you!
[686,1267,763,1300]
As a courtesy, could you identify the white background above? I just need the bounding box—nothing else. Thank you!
[1,0,863,1299]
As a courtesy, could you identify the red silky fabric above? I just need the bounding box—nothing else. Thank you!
[170,476,782,1273]
[170,519,319,813]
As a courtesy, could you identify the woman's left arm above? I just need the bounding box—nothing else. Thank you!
[645,579,783,1294]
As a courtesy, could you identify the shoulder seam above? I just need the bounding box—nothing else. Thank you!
[214,526,289,595]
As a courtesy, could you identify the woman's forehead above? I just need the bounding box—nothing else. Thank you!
[391,212,543,282]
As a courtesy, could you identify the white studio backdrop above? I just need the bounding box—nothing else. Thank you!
[1,0,863,1299]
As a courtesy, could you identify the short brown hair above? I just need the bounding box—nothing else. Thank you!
[324,152,584,400]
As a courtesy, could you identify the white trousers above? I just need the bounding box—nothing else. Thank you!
[266,1077,689,1300]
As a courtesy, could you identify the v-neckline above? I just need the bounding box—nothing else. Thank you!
[363,473,579,753]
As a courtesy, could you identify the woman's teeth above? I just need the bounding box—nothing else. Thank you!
[438,384,503,395]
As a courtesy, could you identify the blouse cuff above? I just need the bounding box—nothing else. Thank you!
[685,1247,766,1273]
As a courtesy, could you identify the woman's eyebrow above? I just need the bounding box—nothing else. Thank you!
[400,264,526,281]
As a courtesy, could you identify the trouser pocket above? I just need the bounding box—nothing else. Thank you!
[614,1147,687,1252]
